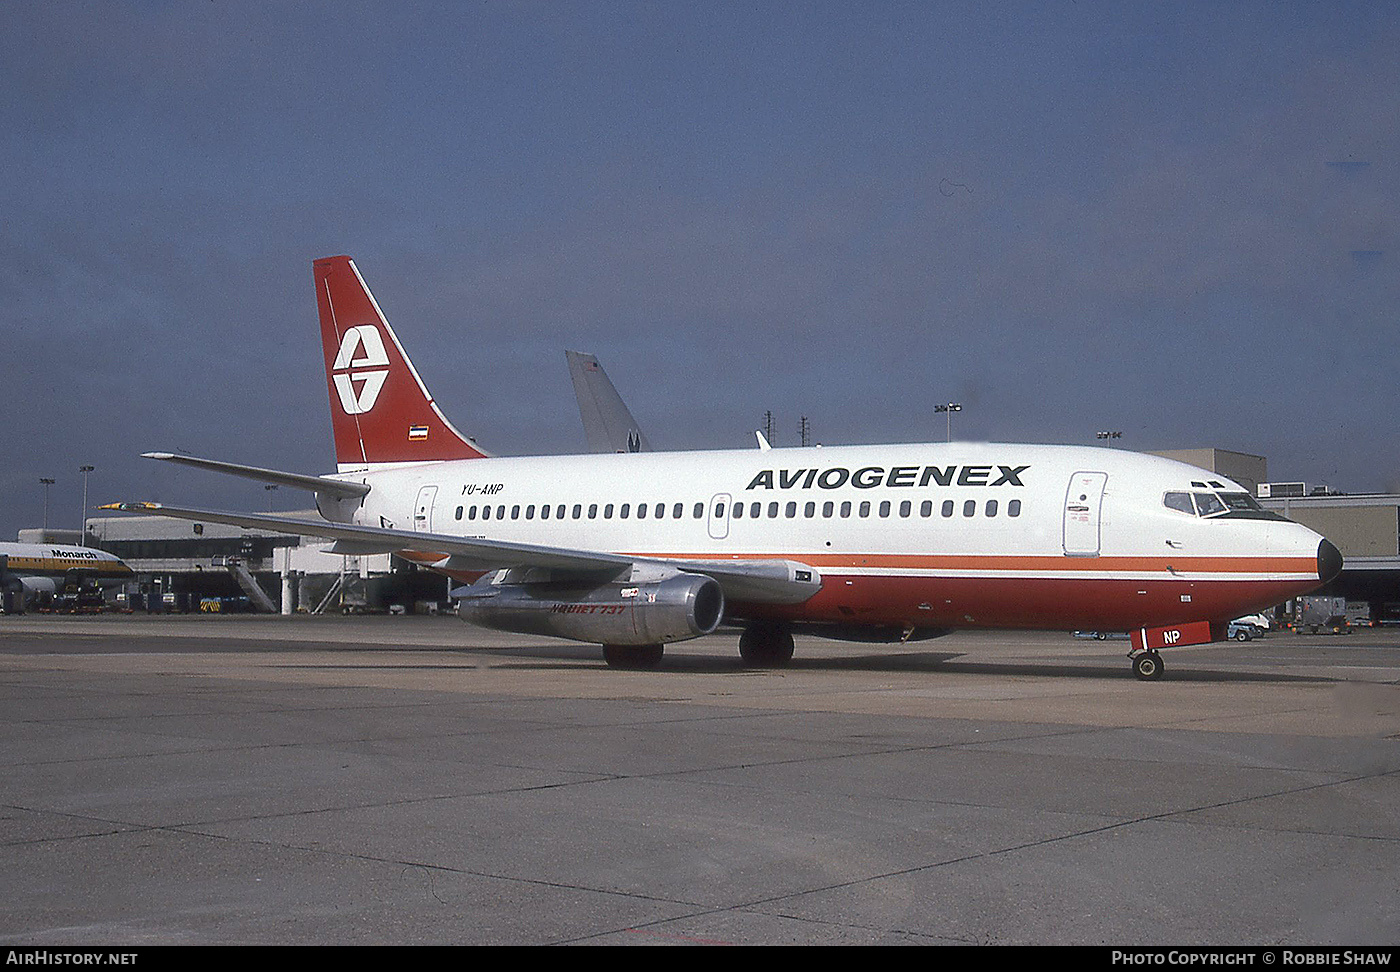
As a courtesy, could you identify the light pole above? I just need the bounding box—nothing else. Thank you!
[39,478,55,533]
[934,403,962,442]
[78,465,94,544]
[1096,431,1123,446]
[265,484,279,512]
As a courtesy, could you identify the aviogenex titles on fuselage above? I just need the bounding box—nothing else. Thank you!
[744,464,1030,491]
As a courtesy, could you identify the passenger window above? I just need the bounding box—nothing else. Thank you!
[804,501,815,517]
[900,500,911,518]
[823,501,834,517]
[573,504,583,519]
[455,506,463,521]
[878,501,891,517]
[587,504,597,519]
[525,505,535,519]
[1008,499,1021,517]
[963,500,975,517]
[468,506,477,520]
[715,502,726,518]
[511,505,521,520]
[731,502,742,519]
[637,503,647,519]
[986,499,998,517]
[557,505,566,519]
[1164,492,1195,516]
[655,503,665,519]
[785,502,797,518]
[768,502,779,518]
[482,506,492,520]
[840,501,852,518]
[620,503,630,519]
[942,500,954,517]
[694,503,704,518]
[496,505,505,519]
[541,505,550,519]
[921,500,932,517]
[751,502,762,518]
[1194,492,1226,517]
[604,504,615,519]
[673,503,683,519]
[859,501,871,517]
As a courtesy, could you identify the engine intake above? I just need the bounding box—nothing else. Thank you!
[456,572,724,646]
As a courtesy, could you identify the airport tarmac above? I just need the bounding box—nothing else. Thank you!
[1,615,1398,945]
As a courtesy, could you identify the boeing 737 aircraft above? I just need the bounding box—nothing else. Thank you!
[106,256,1341,679]
[0,542,133,609]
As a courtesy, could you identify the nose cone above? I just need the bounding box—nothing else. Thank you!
[1317,539,1343,585]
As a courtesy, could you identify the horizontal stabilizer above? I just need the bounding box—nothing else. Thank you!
[140,453,370,498]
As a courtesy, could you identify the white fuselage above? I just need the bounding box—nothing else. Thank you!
[330,441,1327,631]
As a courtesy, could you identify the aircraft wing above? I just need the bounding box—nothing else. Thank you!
[100,502,820,604]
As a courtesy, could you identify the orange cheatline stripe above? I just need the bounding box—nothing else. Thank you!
[622,551,1315,572]
[391,548,1313,575]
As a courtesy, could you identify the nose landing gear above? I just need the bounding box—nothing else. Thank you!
[1131,649,1164,681]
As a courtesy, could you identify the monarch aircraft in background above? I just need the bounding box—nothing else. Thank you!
[0,542,133,609]
[105,256,1341,679]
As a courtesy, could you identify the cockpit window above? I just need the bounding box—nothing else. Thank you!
[1193,492,1226,517]
[1219,492,1263,512]
[1163,492,1195,515]
[1167,487,1285,521]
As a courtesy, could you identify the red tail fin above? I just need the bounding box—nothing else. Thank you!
[314,256,488,469]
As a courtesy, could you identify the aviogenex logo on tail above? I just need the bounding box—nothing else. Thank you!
[332,325,390,415]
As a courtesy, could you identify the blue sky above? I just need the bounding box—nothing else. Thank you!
[2,1,1396,536]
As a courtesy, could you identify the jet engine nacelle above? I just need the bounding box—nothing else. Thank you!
[456,572,725,646]
[17,576,58,598]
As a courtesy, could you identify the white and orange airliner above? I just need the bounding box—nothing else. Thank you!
[107,256,1340,678]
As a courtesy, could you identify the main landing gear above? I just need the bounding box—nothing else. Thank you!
[739,622,795,668]
[1131,650,1164,681]
[602,644,664,669]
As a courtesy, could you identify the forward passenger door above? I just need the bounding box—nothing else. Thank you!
[1063,472,1107,557]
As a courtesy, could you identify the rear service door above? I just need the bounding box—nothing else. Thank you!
[1063,472,1108,557]
[413,485,438,533]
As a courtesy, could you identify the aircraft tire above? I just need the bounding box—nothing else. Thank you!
[1132,651,1164,681]
[602,644,664,670]
[739,623,795,668]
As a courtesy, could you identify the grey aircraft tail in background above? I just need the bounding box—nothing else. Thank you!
[566,351,652,454]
